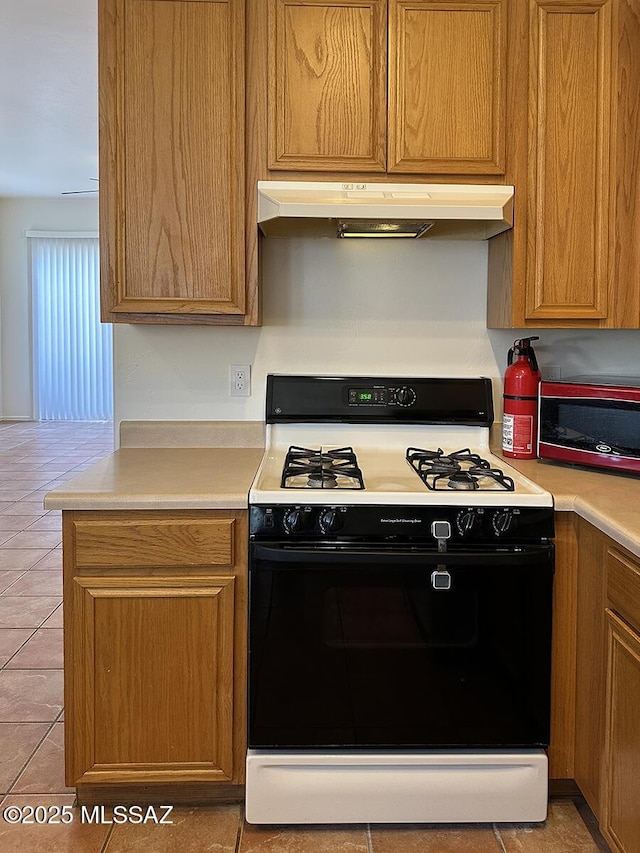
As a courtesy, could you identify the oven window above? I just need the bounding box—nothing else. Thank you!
[249,553,553,750]
[540,398,640,456]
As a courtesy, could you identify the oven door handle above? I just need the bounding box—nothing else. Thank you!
[251,543,553,567]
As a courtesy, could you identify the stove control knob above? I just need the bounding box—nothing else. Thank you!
[492,509,516,537]
[395,386,416,407]
[456,509,481,537]
[319,508,343,534]
[283,508,312,534]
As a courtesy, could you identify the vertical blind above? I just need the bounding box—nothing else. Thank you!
[29,232,113,421]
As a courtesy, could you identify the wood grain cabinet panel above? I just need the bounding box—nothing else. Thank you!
[269,0,387,171]
[63,510,248,794]
[388,0,506,174]
[266,0,506,175]
[67,576,235,785]
[72,517,235,569]
[100,0,258,324]
[488,0,640,328]
[603,610,640,853]
[574,518,607,816]
[525,0,613,321]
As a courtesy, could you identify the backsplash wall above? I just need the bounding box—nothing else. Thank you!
[113,237,640,427]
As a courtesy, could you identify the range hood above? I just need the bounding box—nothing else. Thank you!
[257,181,514,240]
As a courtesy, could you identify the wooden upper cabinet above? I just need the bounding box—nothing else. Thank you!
[100,0,257,324]
[267,0,506,175]
[268,0,387,171]
[488,0,640,329]
[525,0,613,321]
[388,0,507,174]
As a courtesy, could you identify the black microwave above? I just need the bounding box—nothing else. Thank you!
[538,375,640,475]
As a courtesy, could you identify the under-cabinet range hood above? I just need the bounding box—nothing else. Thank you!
[257,181,514,240]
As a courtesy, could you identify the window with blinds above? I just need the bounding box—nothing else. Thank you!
[28,232,113,421]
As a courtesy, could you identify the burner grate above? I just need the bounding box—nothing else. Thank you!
[281,445,365,490]
[406,447,515,492]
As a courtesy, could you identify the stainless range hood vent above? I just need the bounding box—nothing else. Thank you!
[257,181,514,240]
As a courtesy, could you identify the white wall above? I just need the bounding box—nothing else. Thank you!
[114,237,640,426]
[0,196,99,419]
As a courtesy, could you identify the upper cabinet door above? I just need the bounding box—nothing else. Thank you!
[388,0,507,174]
[100,0,249,321]
[268,0,387,172]
[525,0,613,321]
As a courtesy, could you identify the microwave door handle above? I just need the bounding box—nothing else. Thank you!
[250,544,552,568]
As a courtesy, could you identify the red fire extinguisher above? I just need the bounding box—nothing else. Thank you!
[502,337,541,459]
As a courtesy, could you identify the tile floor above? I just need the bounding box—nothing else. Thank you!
[0,421,612,852]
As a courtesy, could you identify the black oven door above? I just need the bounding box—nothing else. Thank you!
[249,542,553,750]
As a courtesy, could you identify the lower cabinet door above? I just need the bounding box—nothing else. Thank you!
[66,575,235,785]
[602,609,640,853]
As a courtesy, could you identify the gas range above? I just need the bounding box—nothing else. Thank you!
[247,376,555,825]
[249,374,553,543]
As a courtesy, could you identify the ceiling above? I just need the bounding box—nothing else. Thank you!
[0,0,98,197]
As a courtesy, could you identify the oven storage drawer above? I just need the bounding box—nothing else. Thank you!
[249,542,554,751]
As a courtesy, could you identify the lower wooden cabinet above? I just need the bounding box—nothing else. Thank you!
[62,510,247,792]
[574,521,640,850]
[601,549,640,853]
[574,518,607,815]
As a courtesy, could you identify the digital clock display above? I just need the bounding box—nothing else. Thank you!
[348,387,387,405]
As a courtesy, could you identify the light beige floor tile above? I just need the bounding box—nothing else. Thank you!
[2,532,62,549]
[0,723,50,793]
[239,822,369,853]
[0,490,38,502]
[0,571,27,594]
[0,505,46,516]
[6,629,63,669]
[40,605,63,629]
[370,824,503,852]
[0,515,47,530]
[3,474,56,484]
[10,723,73,794]
[0,629,33,666]
[3,572,62,597]
[0,670,63,721]
[106,803,241,852]
[0,550,50,570]
[0,597,61,629]
[26,516,62,532]
[497,802,601,852]
[0,795,111,853]
[30,552,62,571]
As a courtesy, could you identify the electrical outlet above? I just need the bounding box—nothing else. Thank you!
[230,364,251,397]
[543,364,562,381]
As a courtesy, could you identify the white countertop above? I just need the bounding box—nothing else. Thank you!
[43,419,640,558]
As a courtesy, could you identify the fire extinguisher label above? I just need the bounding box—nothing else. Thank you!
[502,413,534,452]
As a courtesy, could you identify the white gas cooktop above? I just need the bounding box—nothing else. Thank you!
[250,423,552,507]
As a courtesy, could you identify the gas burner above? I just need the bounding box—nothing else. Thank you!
[406,447,515,492]
[446,471,479,490]
[307,471,338,489]
[281,446,365,490]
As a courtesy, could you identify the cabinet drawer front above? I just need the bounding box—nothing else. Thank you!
[73,518,235,569]
[607,548,640,631]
